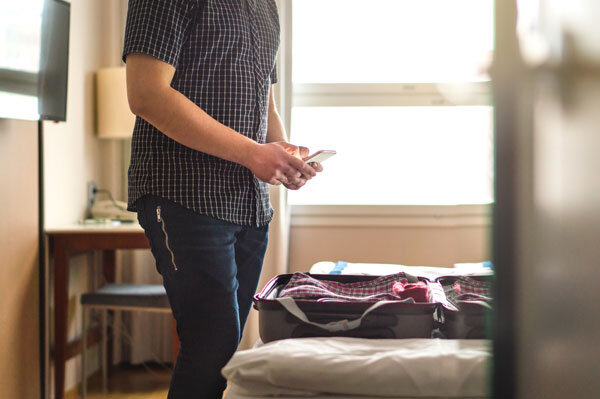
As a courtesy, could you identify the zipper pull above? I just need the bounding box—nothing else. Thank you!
[156,206,162,222]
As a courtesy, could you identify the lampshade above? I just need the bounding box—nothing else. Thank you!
[96,66,135,139]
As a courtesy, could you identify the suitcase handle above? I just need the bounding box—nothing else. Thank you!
[291,325,396,339]
[286,311,397,328]
[275,297,399,332]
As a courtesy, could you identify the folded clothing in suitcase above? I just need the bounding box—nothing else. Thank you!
[253,273,451,343]
[279,272,430,303]
[436,275,493,339]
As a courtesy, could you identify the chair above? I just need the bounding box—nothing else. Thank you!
[80,283,171,398]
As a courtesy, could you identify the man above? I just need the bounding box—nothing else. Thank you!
[122,0,321,397]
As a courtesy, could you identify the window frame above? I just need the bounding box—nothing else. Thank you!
[293,82,492,107]
[291,204,492,227]
[0,69,38,97]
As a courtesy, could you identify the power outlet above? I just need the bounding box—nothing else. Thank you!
[87,181,98,214]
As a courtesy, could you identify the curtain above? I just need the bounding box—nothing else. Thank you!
[239,185,290,349]
[238,0,293,350]
[239,0,292,349]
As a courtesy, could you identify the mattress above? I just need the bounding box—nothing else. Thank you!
[222,337,491,399]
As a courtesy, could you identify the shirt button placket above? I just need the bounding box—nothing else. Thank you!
[246,0,266,226]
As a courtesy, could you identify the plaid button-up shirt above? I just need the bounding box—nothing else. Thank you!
[123,0,280,226]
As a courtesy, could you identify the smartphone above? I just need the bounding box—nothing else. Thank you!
[303,150,336,163]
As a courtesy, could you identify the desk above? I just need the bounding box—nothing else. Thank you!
[46,223,149,399]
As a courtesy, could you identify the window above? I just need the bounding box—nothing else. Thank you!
[287,0,494,206]
[0,0,43,120]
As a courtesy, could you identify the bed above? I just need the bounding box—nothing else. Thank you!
[223,337,490,398]
[223,262,493,399]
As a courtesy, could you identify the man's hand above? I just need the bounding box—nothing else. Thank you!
[274,142,308,190]
[246,142,317,188]
[284,145,326,190]
[274,143,326,190]
[264,86,323,189]
[305,160,324,174]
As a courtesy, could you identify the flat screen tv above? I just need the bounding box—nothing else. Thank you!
[0,0,70,121]
[39,0,70,122]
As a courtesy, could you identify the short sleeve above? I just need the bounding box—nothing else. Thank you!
[270,63,278,84]
[122,0,197,67]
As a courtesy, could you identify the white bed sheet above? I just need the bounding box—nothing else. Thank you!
[222,337,491,399]
[309,261,493,280]
[226,388,484,399]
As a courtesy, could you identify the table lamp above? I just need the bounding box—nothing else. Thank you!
[96,66,135,138]
[94,66,136,219]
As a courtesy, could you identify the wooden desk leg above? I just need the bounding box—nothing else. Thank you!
[102,250,116,377]
[102,250,116,283]
[53,241,69,399]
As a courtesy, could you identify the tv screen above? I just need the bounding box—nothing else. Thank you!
[39,0,70,121]
[0,0,70,121]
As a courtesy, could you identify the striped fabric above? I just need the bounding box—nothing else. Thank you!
[279,273,432,303]
[443,276,493,305]
[452,276,492,297]
[122,0,280,226]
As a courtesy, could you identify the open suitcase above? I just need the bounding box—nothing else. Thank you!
[254,272,493,343]
[253,273,453,343]
[435,274,494,339]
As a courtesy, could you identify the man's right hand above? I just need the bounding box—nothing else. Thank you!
[246,142,317,186]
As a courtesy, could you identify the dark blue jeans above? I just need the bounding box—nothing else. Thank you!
[136,195,268,398]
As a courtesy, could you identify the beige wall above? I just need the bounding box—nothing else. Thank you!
[43,0,124,393]
[0,119,40,399]
[44,0,122,226]
[289,225,490,272]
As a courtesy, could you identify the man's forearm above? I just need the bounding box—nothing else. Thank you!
[266,86,288,143]
[132,84,260,168]
[267,109,287,143]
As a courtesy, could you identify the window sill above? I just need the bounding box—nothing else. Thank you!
[289,204,493,228]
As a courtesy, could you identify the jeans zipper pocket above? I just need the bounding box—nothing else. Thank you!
[156,206,178,271]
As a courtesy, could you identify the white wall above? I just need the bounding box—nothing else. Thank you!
[44,0,122,226]
[43,0,124,393]
[289,224,490,272]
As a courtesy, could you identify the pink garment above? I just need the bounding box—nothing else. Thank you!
[392,281,430,303]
